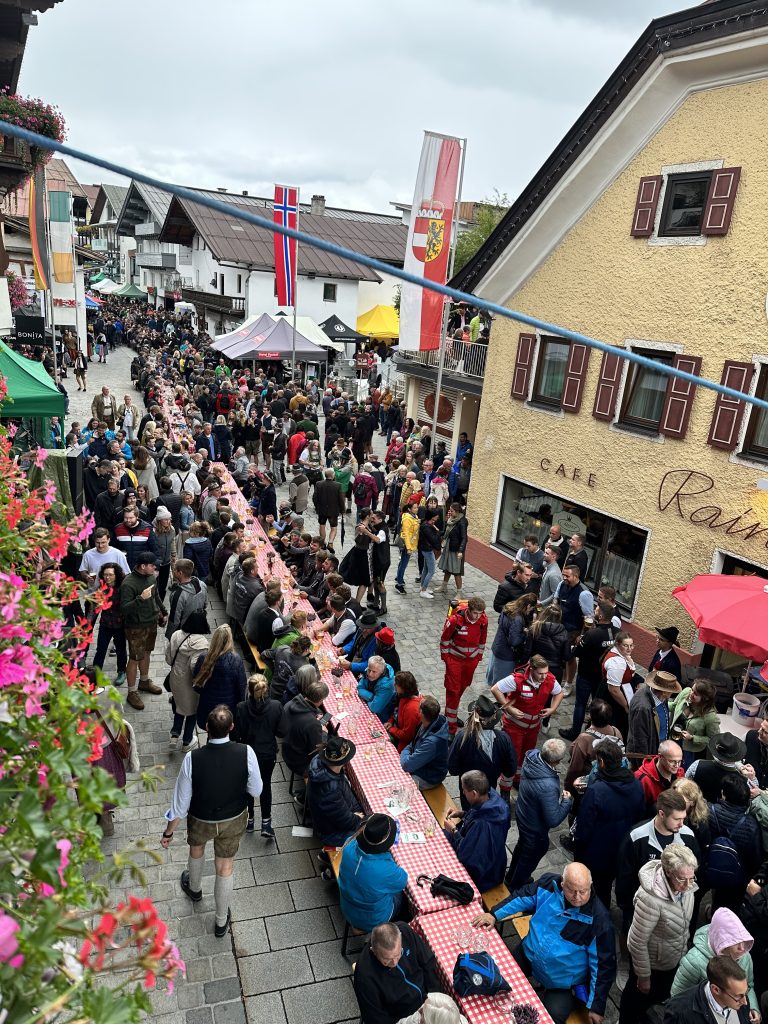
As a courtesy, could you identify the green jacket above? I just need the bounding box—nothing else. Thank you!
[120,570,165,629]
[668,687,720,753]
[749,792,768,855]
[670,923,758,1011]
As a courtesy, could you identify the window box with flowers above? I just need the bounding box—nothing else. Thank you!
[0,89,66,196]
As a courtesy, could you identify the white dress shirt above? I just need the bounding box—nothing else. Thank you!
[165,737,262,823]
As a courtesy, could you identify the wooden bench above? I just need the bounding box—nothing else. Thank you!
[246,639,267,671]
[422,783,457,824]
[325,846,367,957]
[482,881,511,913]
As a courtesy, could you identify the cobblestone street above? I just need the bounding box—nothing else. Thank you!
[71,347,596,1024]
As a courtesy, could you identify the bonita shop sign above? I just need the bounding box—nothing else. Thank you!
[658,469,768,549]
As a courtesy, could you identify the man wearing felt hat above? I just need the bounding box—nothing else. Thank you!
[627,670,681,765]
[306,732,364,850]
[339,614,401,676]
[338,813,408,934]
[686,733,749,804]
[648,626,682,683]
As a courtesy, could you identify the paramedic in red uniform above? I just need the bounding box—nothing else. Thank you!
[440,596,488,735]
[491,655,563,785]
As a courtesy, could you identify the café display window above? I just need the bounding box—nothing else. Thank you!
[496,477,648,613]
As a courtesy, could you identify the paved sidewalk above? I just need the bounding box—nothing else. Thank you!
[74,349,620,1023]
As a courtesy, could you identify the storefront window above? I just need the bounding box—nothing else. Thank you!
[496,477,648,613]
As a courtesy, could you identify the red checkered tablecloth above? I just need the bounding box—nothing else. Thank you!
[347,744,481,915]
[413,905,553,1024]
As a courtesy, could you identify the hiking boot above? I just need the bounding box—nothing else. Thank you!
[261,820,275,840]
[214,909,232,938]
[180,870,203,903]
[138,678,162,695]
[126,690,144,710]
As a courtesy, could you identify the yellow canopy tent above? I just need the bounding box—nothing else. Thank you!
[356,304,399,340]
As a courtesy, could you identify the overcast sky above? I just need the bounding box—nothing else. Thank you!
[21,0,683,213]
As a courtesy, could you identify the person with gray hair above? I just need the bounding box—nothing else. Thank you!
[620,843,699,1023]
[506,737,573,889]
[443,769,511,892]
[353,921,442,1024]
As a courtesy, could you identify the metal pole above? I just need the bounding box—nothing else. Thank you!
[292,188,300,385]
[430,137,466,444]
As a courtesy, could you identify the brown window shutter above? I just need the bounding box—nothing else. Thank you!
[707,360,753,450]
[592,349,623,421]
[510,332,535,400]
[631,175,663,237]
[560,342,591,414]
[659,354,702,439]
[702,167,741,236]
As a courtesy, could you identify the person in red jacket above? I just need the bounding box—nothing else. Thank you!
[633,740,684,814]
[385,671,422,752]
[287,430,307,467]
[440,597,488,734]
[491,655,563,785]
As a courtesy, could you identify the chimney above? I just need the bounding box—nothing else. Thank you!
[242,190,248,196]
[311,194,326,216]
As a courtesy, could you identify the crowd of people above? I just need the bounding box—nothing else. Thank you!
[52,298,768,1024]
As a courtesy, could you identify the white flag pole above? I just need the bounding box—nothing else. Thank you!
[292,188,300,384]
[430,137,466,443]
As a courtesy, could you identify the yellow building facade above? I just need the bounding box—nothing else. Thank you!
[461,15,768,673]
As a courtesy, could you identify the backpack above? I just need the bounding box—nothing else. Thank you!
[354,479,368,502]
[452,951,510,996]
[219,393,231,411]
[706,807,748,885]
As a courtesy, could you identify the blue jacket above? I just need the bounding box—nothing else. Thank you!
[192,651,247,728]
[492,874,617,1015]
[445,788,511,891]
[514,749,572,836]
[344,629,377,673]
[306,755,363,847]
[400,715,449,786]
[491,611,528,661]
[339,839,408,932]
[573,771,646,872]
[357,663,396,722]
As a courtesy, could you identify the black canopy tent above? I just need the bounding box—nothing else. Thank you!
[318,314,367,345]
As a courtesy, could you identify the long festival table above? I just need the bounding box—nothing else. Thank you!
[161,395,549,1022]
[414,904,552,1024]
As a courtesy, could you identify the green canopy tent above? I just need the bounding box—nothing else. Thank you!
[114,283,148,299]
[89,272,105,284]
[0,341,66,452]
[0,342,65,419]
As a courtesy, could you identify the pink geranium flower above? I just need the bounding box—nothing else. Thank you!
[0,911,23,968]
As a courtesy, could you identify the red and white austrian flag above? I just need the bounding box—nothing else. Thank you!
[399,132,462,352]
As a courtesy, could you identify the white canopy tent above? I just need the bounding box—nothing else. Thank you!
[273,313,344,353]
[92,278,118,293]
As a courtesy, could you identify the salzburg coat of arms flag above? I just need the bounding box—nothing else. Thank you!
[273,184,299,307]
[399,132,462,351]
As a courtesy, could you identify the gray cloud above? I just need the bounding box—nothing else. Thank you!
[18,0,682,215]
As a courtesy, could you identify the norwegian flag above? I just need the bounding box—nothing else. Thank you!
[273,184,299,306]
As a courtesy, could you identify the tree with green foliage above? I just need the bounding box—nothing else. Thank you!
[452,190,509,274]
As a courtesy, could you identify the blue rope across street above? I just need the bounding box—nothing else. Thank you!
[5,118,768,415]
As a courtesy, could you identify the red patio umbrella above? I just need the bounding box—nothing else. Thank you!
[672,574,768,662]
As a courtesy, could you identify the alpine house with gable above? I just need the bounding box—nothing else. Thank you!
[455,0,768,675]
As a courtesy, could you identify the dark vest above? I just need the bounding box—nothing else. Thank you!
[694,760,738,803]
[189,741,249,822]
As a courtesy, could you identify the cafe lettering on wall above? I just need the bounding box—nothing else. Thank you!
[540,458,597,488]
[658,469,768,549]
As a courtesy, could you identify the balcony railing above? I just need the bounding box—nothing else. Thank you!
[136,252,176,269]
[396,339,489,380]
[181,288,245,314]
[134,220,162,237]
